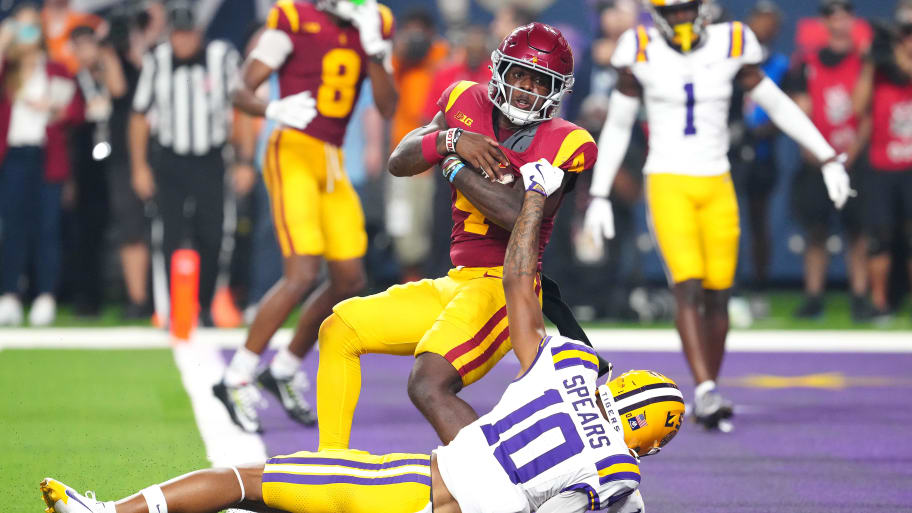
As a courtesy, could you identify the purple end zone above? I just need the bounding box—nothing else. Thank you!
[223,348,912,513]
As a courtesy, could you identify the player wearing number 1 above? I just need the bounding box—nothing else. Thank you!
[216,0,398,433]
[583,0,854,430]
[39,160,685,513]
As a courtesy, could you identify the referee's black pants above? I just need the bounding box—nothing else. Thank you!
[154,147,225,313]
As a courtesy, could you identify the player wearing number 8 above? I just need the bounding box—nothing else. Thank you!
[216,0,399,433]
[39,158,683,513]
[583,0,853,430]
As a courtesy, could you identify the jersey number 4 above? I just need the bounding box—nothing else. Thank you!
[481,389,585,485]
[317,49,361,118]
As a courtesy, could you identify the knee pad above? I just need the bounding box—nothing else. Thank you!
[867,230,892,256]
[318,313,362,356]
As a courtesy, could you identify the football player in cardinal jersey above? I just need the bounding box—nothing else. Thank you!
[40,161,684,513]
[214,0,398,433]
[316,22,602,450]
[583,0,853,430]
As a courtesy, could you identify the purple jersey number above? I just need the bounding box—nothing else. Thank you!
[481,389,585,485]
[684,82,697,135]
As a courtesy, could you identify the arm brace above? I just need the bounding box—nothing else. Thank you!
[589,90,640,198]
[748,76,836,162]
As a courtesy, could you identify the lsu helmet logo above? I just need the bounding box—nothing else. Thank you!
[609,369,685,457]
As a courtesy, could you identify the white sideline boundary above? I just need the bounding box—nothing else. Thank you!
[172,342,268,466]
[1,327,910,352]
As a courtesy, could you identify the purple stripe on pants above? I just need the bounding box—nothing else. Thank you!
[262,472,431,487]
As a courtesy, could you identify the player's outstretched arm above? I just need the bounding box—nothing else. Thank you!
[504,160,564,371]
[585,69,641,248]
[388,111,449,176]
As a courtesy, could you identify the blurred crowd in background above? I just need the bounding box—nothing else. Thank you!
[0,0,908,328]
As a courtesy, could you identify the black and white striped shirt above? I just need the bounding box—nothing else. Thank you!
[133,39,240,156]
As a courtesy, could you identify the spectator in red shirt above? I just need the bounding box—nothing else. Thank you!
[423,24,493,122]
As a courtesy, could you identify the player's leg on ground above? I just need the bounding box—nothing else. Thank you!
[408,353,479,444]
[41,465,265,513]
[703,287,731,380]
[316,279,444,449]
[285,258,366,359]
[672,279,712,385]
[259,258,366,426]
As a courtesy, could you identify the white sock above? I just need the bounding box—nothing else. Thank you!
[694,380,717,400]
[269,347,303,380]
[140,485,168,513]
[102,502,117,513]
[224,347,260,386]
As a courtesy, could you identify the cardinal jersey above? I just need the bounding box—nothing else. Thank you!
[612,22,763,176]
[266,0,393,146]
[436,335,640,513]
[436,81,598,267]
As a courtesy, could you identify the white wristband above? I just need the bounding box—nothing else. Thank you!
[141,485,168,513]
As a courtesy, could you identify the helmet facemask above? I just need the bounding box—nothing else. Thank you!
[645,0,714,52]
[488,51,574,126]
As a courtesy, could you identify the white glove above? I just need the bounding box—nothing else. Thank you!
[821,154,854,210]
[519,158,564,197]
[351,0,390,59]
[265,90,317,130]
[583,197,615,254]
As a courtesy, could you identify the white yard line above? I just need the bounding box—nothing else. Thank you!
[1,327,910,352]
[171,341,268,466]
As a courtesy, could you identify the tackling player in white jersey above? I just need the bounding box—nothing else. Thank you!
[583,0,853,430]
[39,160,686,513]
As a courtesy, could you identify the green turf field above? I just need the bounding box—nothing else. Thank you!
[0,349,208,511]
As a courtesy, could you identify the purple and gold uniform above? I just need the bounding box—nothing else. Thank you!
[317,79,597,450]
[263,0,393,259]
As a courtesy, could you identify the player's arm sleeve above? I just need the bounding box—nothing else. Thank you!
[748,76,836,162]
[553,130,598,174]
[589,90,640,198]
[249,29,293,70]
[740,24,764,66]
[536,491,592,513]
[132,51,157,113]
[610,28,639,68]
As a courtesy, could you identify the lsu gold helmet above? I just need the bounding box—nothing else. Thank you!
[603,369,685,457]
[643,0,715,52]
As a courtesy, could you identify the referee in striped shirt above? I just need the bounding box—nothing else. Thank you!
[128,3,249,324]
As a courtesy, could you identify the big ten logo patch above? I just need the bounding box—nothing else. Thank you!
[454,111,474,127]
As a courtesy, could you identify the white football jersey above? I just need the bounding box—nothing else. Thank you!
[435,336,639,513]
[612,22,763,176]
